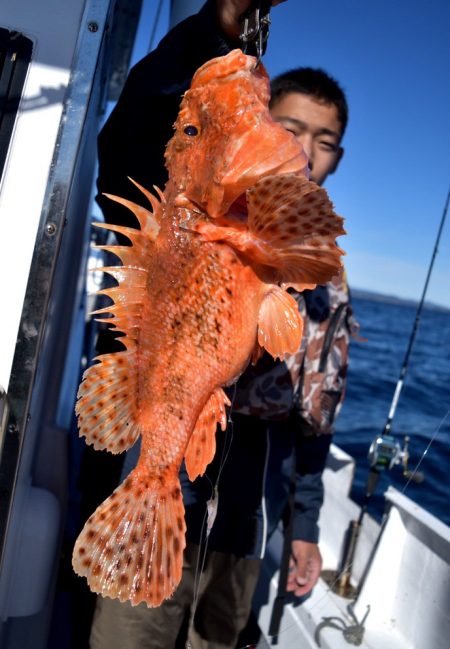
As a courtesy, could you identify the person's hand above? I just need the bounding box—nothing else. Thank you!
[286,539,322,597]
[217,0,287,41]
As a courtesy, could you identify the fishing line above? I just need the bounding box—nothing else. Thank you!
[189,486,212,633]
[401,408,450,494]
[187,424,236,645]
[382,185,450,436]
[186,386,238,647]
[216,393,238,479]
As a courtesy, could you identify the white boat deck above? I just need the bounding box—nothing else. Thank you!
[254,444,450,649]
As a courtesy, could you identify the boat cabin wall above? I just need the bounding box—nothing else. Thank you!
[0,1,142,646]
[0,0,86,393]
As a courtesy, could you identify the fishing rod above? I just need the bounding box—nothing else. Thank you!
[367,184,450,489]
[330,185,450,597]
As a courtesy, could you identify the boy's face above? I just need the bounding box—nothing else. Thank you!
[270,92,344,186]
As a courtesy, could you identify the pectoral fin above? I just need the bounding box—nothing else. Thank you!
[190,174,344,288]
[247,174,345,285]
[185,388,231,481]
[258,286,304,360]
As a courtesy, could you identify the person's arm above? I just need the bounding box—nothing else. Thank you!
[287,277,353,596]
[287,435,331,597]
[286,434,331,596]
[288,540,322,597]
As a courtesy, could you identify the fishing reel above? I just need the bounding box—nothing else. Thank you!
[368,434,424,483]
[323,433,424,598]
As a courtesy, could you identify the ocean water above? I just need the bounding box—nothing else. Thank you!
[334,295,450,526]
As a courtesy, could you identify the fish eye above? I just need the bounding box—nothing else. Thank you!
[183,125,199,136]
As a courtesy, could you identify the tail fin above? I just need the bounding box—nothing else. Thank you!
[72,468,186,607]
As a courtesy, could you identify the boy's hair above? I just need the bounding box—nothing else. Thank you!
[270,67,349,137]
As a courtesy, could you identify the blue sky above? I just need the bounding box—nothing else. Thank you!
[131,0,450,308]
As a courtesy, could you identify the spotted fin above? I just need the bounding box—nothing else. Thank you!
[246,174,345,284]
[72,469,186,607]
[185,388,230,481]
[76,182,163,453]
[190,174,344,287]
[76,347,142,453]
[257,286,304,359]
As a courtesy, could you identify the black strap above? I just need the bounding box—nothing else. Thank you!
[318,302,348,372]
[268,434,297,639]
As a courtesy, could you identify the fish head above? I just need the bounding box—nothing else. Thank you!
[165,49,309,219]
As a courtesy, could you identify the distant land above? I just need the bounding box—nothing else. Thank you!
[351,287,450,313]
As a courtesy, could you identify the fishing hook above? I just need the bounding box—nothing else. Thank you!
[239,1,272,63]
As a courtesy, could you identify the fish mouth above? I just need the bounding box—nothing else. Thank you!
[228,193,249,222]
[215,144,309,219]
[223,147,308,222]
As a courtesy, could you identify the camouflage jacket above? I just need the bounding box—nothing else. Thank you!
[232,271,355,436]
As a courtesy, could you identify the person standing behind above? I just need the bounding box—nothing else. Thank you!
[87,1,355,648]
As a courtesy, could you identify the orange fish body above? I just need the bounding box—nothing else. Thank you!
[72,50,345,607]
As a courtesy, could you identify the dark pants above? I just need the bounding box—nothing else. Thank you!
[89,542,261,649]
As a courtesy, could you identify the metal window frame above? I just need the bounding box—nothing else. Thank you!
[0,29,33,182]
[0,0,113,573]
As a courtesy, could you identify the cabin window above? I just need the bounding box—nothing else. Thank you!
[0,29,33,182]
